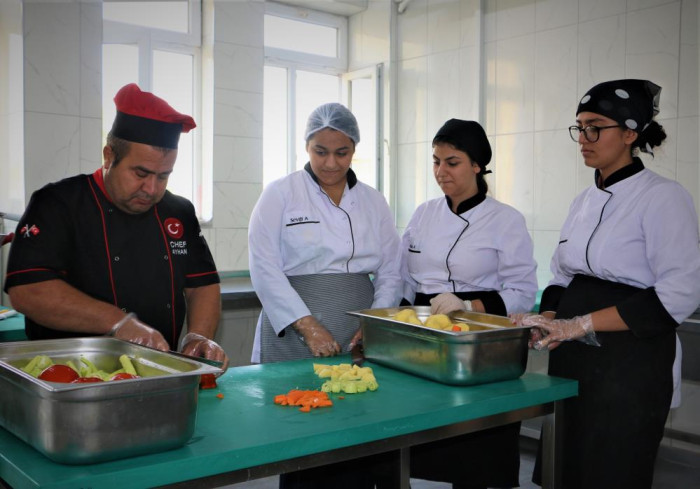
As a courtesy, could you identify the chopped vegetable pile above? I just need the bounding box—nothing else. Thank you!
[394,310,470,332]
[274,389,333,412]
[313,363,379,394]
[21,354,139,383]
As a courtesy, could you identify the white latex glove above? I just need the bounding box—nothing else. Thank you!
[522,314,600,350]
[293,315,341,357]
[180,332,230,373]
[108,313,169,351]
[430,293,470,315]
[510,312,545,349]
[509,312,537,326]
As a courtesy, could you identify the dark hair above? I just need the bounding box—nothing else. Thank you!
[433,135,489,195]
[106,133,173,167]
[632,120,667,156]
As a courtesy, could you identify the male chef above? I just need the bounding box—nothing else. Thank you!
[4,83,228,370]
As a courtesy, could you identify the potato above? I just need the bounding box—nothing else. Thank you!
[424,314,452,330]
[394,309,423,325]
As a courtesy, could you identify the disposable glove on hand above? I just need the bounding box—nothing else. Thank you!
[180,332,230,373]
[509,312,537,326]
[430,293,468,315]
[521,313,600,350]
[509,313,546,349]
[293,315,341,357]
[109,313,169,351]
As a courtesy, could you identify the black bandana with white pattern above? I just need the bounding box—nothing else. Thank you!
[576,79,661,154]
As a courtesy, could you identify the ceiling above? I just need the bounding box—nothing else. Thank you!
[270,0,369,16]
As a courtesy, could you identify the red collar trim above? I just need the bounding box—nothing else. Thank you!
[91,168,113,202]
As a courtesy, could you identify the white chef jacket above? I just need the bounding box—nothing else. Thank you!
[549,165,700,407]
[248,167,402,362]
[549,168,700,324]
[401,195,538,314]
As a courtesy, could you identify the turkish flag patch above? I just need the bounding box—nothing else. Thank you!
[20,224,40,237]
[164,217,184,239]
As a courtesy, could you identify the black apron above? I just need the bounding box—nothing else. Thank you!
[260,273,374,364]
[408,291,521,488]
[533,274,675,489]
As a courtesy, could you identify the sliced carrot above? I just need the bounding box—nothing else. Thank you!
[216,393,224,399]
[273,389,333,412]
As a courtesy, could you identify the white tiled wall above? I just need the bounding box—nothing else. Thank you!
[392,0,699,288]
[21,1,103,193]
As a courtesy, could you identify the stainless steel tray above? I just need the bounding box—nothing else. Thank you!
[0,337,221,464]
[348,306,529,386]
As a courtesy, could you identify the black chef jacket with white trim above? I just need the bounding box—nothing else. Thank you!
[4,169,220,348]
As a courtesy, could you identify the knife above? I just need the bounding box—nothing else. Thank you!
[166,350,224,368]
[350,341,365,367]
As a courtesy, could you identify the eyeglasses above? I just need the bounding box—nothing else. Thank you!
[568,124,621,143]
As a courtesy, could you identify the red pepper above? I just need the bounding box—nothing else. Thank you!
[72,377,104,383]
[110,373,139,381]
[200,374,217,389]
[38,365,79,383]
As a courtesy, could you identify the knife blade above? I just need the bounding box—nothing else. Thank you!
[350,342,365,367]
[166,350,224,368]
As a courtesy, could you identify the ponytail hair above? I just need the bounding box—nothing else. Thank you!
[633,120,666,156]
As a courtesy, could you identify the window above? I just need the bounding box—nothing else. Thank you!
[262,3,348,187]
[343,65,383,192]
[102,0,212,221]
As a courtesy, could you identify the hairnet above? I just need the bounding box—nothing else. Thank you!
[304,103,360,145]
[433,119,492,172]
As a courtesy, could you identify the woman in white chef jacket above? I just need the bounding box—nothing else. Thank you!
[519,80,700,489]
[401,119,538,489]
[248,102,402,488]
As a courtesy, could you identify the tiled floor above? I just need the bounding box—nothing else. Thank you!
[221,436,700,488]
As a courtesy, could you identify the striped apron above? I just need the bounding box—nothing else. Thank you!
[260,273,375,364]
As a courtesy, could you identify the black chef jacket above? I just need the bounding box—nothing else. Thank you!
[4,169,220,348]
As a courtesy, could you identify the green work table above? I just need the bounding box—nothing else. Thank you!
[0,309,26,342]
[0,356,577,489]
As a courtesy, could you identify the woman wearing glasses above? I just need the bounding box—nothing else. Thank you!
[520,80,700,489]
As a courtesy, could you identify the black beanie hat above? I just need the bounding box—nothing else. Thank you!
[433,119,492,172]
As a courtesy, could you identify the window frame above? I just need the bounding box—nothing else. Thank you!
[102,0,212,221]
[263,2,348,186]
[264,2,348,74]
[342,64,384,193]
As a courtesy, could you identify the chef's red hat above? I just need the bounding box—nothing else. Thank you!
[109,83,196,149]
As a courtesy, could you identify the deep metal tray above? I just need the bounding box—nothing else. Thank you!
[348,306,529,386]
[0,337,221,464]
